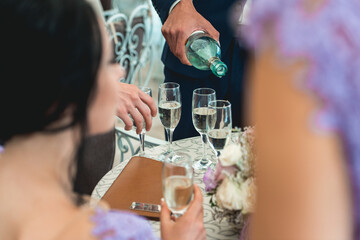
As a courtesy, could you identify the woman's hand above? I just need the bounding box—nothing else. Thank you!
[160,184,206,240]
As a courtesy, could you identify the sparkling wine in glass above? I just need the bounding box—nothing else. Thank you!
[162,152,193,218]
[207,100,232,157]
[158,82,181,156]
[192,88,216,170]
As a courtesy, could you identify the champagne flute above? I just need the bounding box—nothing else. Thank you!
[192,88,216,170]
[207,100,232,158]
[158,82,181,157]
[137,87,152,156]
[162,152,193,218]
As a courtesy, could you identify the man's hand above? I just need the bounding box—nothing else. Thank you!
[161,0,219,65]
[116,82,157,134]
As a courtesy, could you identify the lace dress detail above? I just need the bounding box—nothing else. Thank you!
[241,0,360,238]
[91,207,158,240]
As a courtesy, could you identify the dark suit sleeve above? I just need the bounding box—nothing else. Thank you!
[151,0,176,23]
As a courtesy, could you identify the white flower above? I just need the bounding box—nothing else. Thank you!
[215,176,256,213]
[219,144,242,167]
[240,178,256,214]
[205,126,257,219]
[215,177,243,210]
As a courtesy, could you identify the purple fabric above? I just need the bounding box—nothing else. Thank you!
[241,0,360,238]
[91,207,159,240]
[0,145,3,153]
[203,167,218,192]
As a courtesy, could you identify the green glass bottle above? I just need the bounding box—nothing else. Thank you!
[185,31,228,78]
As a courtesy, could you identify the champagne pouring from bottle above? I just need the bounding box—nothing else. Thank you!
[185,30,228,78]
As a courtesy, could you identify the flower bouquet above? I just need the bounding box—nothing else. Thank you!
[203,127,256,228]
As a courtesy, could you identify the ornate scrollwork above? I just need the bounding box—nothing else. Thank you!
[115,129,136,162]
[115,127,166,163]
[103,1,163,163]
[105,2,155,87]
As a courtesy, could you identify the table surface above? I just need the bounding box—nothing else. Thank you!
[91,135,241,240]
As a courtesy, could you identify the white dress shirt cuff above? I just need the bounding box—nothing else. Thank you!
[168,0,182,15]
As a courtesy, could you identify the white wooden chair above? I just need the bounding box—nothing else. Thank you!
[92,0,166,164]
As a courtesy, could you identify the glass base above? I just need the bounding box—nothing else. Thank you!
[157,149,172,162]
[193,157,212,170]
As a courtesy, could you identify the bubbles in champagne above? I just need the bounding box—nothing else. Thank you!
[207,129,230,151]
[164,175,193,214]
[159,101,181,129]
[192,107,216,133]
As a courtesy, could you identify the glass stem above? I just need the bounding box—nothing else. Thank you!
[166,128,174,152]
[138,132,145,156]
[200,133,207,164]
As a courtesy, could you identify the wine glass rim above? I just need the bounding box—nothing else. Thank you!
[193,88,216,95]
[209,100,231,108]
[159,82,180,89]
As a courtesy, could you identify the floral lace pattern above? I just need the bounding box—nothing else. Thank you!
[241,0,360,238]
[91,207,158,240]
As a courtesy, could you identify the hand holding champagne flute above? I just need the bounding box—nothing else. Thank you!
[127,87,152,156]
[137,87,152,156]
[162,152,193,218]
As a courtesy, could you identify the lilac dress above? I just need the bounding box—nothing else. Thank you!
[91,206,159,240]
[241,0,360,238]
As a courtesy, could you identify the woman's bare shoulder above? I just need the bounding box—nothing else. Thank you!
[248,47,353,239]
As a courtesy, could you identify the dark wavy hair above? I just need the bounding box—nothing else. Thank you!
[0,0,103,192]
[0,0,102,142]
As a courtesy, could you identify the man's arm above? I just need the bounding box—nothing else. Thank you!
[151,0,177,24]
[152,0,219,65]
